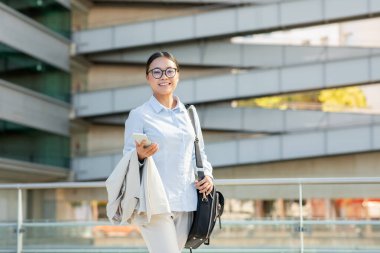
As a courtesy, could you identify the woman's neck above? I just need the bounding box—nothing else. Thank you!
[154,94,177,109]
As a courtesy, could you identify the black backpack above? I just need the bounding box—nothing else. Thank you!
[185,105,225,252]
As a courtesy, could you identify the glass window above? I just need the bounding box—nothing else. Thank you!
[0,43,70,103]
[0,0,71,39]
[0,120,70,168]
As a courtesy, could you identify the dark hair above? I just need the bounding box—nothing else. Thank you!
[145,51,180,75]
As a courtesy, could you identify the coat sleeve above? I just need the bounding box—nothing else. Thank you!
[192,106,213,179]
[123,109,144,156]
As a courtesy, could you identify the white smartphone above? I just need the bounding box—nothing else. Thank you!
[132,133,152,148]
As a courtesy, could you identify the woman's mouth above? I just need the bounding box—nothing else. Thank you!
[159,82,170,86]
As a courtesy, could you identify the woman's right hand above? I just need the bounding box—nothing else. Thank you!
[135,140,159,162]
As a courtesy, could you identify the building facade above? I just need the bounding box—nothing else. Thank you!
[1,0,380,250]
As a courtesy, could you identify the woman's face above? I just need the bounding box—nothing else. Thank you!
[146,56,179,97]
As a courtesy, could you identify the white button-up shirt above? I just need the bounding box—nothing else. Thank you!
[123,95,213,212]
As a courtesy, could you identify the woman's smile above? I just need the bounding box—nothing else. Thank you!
[158,82,171,86]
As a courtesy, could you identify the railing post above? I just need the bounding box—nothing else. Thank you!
[299,183,304,253]
[16,188,24,253]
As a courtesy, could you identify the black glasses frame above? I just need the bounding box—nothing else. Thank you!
[148,67,178,79]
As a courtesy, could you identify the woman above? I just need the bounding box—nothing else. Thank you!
[123,51,214,253]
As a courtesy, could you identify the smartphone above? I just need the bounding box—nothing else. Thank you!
[132,133,152,148]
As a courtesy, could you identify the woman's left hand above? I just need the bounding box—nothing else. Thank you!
[195,175,214,195]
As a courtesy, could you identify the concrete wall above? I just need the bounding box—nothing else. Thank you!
[88,65,145,91]
[215,152,380,179]
[214,151,380,199]
[86,125,124,156]
[87,5,202,29]
[86,65,230,91]
[78,124,250,157]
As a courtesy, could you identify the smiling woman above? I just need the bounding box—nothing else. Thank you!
[120,52,214,253]
[145,52,180,104]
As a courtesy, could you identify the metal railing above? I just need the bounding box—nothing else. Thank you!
[1,177,380,253]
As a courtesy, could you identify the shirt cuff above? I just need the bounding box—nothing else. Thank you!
[204,170,214,180]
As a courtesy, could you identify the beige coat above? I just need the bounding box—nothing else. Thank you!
[105,150,171,225]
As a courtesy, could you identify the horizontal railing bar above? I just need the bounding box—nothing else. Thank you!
[0,248,379,253]
[11,220,299,227]
[0,223,17,227]
[0,181,104,190]
[22,249,148,253]
[12,249,298,253]
[2,219,380,228]
[10,248,380,253]
[303,220,380,225]
[1,177,380,190]
[217,177,380,186]
[224,220,380,226]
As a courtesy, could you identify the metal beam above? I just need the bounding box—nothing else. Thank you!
[0,79,70,136]
[74,0,380,54]
[73,53,380,117]
[72,121,380,180]
[0,3,70,71]
[90,42,380,68]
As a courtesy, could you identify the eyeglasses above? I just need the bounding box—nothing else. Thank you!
[148,67,178,79]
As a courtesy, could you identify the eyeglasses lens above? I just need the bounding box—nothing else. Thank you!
[152,69,163,79]
[165,68,176,78]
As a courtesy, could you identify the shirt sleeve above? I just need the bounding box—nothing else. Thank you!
[123,109,144,156]
[191,106,213,179]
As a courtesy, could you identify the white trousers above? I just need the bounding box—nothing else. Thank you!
[137,212,193,253]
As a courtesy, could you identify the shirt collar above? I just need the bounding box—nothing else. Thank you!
[149,95,186,113]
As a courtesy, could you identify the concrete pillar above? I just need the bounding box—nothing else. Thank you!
[277,199,286,218]
[363,199,373,235]
[255,200,264,219]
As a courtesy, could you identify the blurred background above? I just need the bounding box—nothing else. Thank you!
[0,0,380,252]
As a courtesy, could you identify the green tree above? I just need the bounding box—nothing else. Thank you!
[318,87,367,112]
[236,86,367,112]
